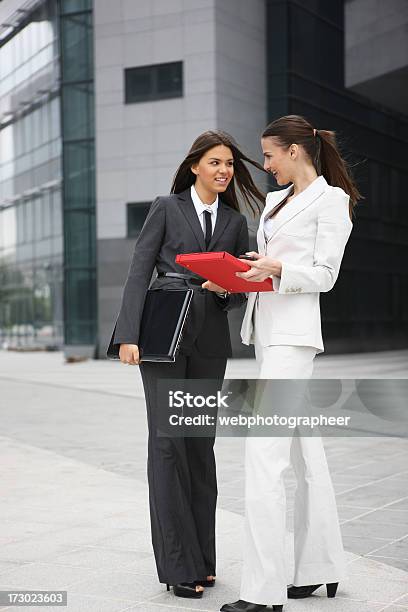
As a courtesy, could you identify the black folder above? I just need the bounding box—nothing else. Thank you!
[107,289,193,362]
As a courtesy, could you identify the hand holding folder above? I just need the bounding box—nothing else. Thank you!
[107,289,193,362]
[175,251,274,293]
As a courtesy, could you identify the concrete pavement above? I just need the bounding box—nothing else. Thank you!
[0,349,406,400]
[0,350,407,611]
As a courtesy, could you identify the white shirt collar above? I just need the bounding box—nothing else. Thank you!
[264,175,327,216]
[191,185,218,216]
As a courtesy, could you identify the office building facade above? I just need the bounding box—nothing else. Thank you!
[0,0,407,357]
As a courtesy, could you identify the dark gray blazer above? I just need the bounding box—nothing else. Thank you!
[109,188,249,358]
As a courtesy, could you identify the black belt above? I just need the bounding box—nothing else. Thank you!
[157,272,204,286]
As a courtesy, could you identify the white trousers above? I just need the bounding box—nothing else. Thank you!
[240,333,345,605]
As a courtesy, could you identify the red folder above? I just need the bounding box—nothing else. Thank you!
[175,252,273,293]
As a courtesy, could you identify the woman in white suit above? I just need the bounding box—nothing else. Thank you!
[221,115,362,612]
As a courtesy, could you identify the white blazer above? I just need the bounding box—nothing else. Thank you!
[240,175,353,353]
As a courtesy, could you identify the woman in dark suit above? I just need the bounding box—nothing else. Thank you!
[109,131,265,599]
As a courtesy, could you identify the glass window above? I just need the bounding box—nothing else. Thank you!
[33,266,52,326]
[60,0,92,15]
[64,210,94,266]
[289,5,342,88]
[41,102,49,143]
[14,28,21,68]
[52,190,62,236]
[31,108,40,150]
[157,62,183,96]
[18,115,30,155]
[8,35,16,76]
[36,3,47,50]
[25,199,33,242]
[20,25,28,65]
[42,10,54,48]
[33,197,42,240]
[0,209,5,250]
[26,22,36,60]
[3,207,16,248]
[0,125,13,163]
[62,83,92,140]
[1,36,11,78]
[50,96,60,141]
[42,192,52,237]
[60,13,93,82]
[125,67,153,102]
[0,1,64,349]
[64,268,96,344]
[15,120,23,158]
[64,142,93,209]
[127,202,151,237]
[16,202,25,244]
[125,62,183,104]
[31,8,41,56]
[59,0,96,347]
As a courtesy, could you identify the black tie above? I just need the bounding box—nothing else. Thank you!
[204,210,212,249]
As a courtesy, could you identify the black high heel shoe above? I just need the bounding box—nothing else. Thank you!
[166,582,204,598]
[287,582,339,599]
[195,576,216,587]
[220,600,283,611]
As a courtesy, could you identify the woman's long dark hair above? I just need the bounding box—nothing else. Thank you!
[262,115,363,216]
[171,130,265,215]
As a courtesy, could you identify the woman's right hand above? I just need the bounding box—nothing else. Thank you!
[119,344,140,365]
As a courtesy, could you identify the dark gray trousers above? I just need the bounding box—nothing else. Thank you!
[140,344,227,585]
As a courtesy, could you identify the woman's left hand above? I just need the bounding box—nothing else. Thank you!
[236,251,282,282]
[202,280,228,293]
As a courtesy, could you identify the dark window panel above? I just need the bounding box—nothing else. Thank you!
[157,62,183,95]
[125,67,153,102]
[59,0,97,348]
[63,141,95,209]
[266,1,408,351]
[60,12,93,83]
[64,268,97,344]
[60,0,92,15]
[286,0,343,27]
[127,202,151,237]
[64,210,96,267]
[289,3,344,89]
[61,82,94,140]
[125,61,183,104]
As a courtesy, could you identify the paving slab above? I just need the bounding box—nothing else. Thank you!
[0,350,407,611]
[0,435,407,611]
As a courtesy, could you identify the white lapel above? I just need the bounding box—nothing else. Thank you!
[258,185,293,253]
[266,175,328,241]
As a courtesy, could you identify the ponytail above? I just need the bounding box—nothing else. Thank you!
[315,130,362,213]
